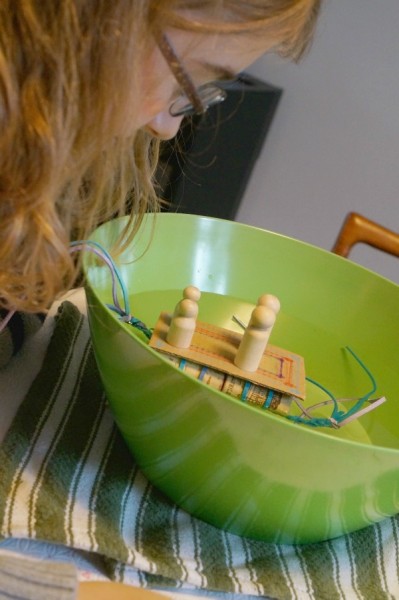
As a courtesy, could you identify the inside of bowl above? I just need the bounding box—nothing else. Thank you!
[84,214,399,450]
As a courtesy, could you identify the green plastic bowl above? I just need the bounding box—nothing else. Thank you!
[83,213,399,544]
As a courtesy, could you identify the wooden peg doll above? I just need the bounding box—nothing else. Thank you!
[173,285,201,317]
[257,293,281,315]
[234,305,276,372]
[167,298,198,348]
[183,285,201,303]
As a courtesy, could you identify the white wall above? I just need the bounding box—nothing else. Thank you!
[237,0,399,283]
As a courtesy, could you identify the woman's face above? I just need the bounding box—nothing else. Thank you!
[136,27,275,140]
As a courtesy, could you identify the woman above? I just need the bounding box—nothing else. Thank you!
[0,2,322,595]
[0,0,320,316]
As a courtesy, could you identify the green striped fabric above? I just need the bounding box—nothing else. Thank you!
[0,301,398,600]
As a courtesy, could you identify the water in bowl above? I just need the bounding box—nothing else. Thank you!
[127,289,394,448]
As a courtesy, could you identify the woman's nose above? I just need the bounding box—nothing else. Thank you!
[144,111,184,140]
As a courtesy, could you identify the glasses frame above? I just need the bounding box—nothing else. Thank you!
[155,31,227,118]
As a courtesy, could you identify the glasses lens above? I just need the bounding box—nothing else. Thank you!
[170,84,227,117]
[198,84,227,106]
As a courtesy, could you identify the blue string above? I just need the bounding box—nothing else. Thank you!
[305,376,341,418]
[71,240,131,315]
[337,346,377,419]
[70,242,380,427]
[287,346,378,428]
[287,415,336,428]
[70,240,152,339]
[106,305,152,339]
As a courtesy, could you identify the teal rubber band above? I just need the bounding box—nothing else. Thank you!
[263,390,274,409]
[241,381,251,402]
[199,367,208,381]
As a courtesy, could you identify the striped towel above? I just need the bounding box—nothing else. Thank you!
[0,301,398,600]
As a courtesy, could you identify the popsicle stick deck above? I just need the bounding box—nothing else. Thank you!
[149,312,306,399]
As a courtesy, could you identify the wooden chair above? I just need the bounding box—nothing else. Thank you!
[331,212,399,259]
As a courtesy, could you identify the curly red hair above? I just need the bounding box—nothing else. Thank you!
[0,0,321,313]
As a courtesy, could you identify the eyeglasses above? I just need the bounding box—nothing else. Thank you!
[155,31,227,118]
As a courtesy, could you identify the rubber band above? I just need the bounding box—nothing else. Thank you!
[262,389,274,410]
[241,381,251,402]
[199,367,208,381]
